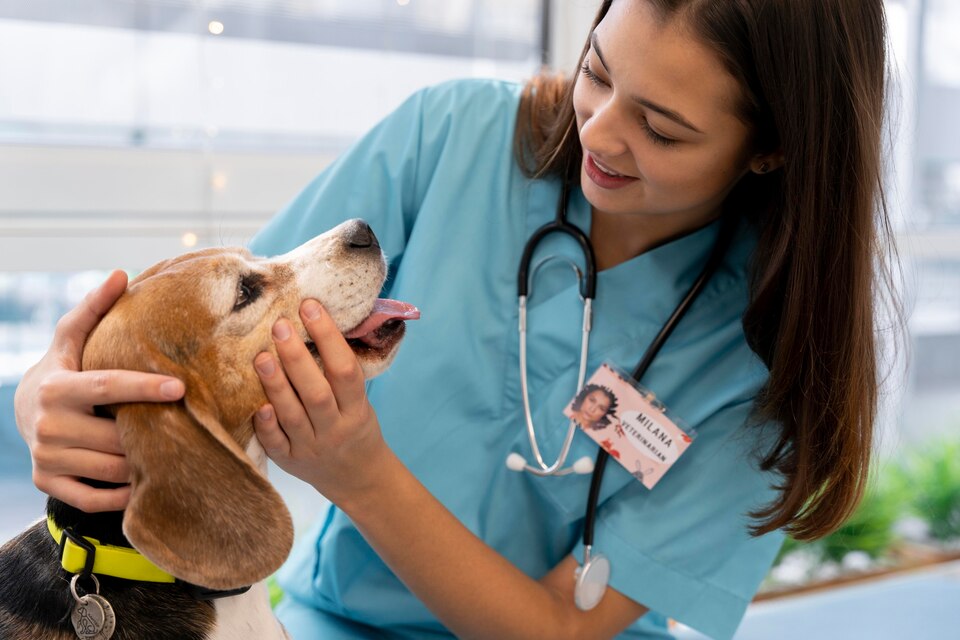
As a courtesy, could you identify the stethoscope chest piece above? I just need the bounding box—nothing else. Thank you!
[574,546,610,611]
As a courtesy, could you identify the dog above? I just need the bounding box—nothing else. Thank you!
[0,219,419,640]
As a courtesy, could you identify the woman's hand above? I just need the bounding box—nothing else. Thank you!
[253,301,647,639]
[253,299,391,506]
[13,270,185,513]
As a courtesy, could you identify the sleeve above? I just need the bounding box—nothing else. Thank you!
[248,85,435,265]
[574,400,785,640]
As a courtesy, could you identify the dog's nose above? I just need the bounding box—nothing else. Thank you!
[346,220,380,250]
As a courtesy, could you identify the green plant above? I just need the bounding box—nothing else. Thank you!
[773,461,907,566]
[817,467,905,562]
[268,575,285,609]
[900,436,960,542]
[770,436,960,583]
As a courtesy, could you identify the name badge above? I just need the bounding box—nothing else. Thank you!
[563,363,694,489]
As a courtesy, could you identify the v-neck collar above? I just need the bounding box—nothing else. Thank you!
[522,179,734,353]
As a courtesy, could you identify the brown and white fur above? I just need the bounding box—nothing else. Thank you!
[0,219,410,640]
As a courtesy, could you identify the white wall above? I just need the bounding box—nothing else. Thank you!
[0,17,537,272]
[0,145,332,271]
[547,0,600,74]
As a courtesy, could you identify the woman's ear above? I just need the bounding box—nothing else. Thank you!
[750,151,786,175]
[117,374,294,590]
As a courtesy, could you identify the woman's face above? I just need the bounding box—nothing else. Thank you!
[573,0,755,232]
[581,390,612,424]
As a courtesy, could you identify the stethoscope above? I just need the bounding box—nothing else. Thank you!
[506,177,736,610]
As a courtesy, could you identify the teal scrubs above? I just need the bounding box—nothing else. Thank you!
[250,79,785,640]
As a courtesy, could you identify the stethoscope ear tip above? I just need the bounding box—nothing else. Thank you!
[505,453,594,475]
[572,456,595,475]
[505,452,528,472]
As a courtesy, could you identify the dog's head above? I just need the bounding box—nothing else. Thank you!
[80,219,417,590]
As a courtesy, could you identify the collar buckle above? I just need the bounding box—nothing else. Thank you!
[58,525,96,577]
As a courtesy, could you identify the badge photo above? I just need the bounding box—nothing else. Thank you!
[564,363,695,489]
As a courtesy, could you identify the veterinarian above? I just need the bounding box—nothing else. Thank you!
[14,1,897,638]
[569,385,619,431]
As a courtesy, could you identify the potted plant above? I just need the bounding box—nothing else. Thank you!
[760,434,960,598]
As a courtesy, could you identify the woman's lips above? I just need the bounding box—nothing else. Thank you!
[584,153,638,190]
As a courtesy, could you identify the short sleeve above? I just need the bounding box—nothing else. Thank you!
[575,400,784,640]
[248,79,523,279]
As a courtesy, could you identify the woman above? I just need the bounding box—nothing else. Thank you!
[14,1,895,637]
[569,384,619,430]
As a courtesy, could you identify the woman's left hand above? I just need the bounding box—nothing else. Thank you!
[252,299,392,505]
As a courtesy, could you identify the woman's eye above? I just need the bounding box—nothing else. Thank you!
[580,62,608,87]
[640,119,679,148]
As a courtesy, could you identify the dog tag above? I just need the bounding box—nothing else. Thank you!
[84,594,116,640]
[71,595,105,639]
[69,574,116,640]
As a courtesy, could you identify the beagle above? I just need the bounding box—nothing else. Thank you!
[0,219,419,640]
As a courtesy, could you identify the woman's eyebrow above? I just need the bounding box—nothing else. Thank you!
[590,32,705,135]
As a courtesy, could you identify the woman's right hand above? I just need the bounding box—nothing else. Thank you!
[12,270,185,513]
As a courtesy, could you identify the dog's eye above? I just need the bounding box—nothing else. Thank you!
[234,274,262,311]
[236,282,251,308]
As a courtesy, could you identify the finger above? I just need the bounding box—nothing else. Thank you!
[271,318,341,416]
[253,404,291,458]
[49,369,184,410]
[34,414,127,455]
[41,476,131,513]
[35,446,130,484]
[254,351,317,444]
[301,300,367,411]
[54,270,128,366]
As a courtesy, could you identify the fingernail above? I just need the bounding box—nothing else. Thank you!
[273,320,291,341]
[302,300,321,320]
[256,354,276,376]
[160,379,184,399]
[257,406,273,421]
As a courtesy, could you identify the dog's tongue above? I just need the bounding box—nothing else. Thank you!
[344,299,420,342]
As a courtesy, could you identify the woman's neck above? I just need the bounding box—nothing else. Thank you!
[589,207,719,271]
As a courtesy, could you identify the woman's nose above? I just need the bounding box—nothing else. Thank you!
[579,101,628,158]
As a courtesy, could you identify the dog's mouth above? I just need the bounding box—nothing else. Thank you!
[301,299,418,363]
[345,319,405,357]
[336,298,420,359]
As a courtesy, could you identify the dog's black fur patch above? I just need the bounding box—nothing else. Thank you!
[0,493,217,640]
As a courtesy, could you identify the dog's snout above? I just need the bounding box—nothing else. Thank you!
[346,220,379,250]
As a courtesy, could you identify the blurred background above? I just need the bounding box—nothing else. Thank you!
[0,1,957,638]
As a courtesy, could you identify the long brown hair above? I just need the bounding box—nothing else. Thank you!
[515,0,898,542]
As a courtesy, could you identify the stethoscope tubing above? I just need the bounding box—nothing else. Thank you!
[514,174,737,610]
[515,175,736,480]
[514,180,599,476]
[581,212,738,549]
[518,295,593,475]
[517,182,597,300]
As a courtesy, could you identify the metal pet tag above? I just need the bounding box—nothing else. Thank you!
[69,574,116,640]
[71,595,105,639]
[84,594,116,640]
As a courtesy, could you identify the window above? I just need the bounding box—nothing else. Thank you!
[0,0,544,540]
[3,0,959,546]
[0,0,543,380]
[898,0,960,448]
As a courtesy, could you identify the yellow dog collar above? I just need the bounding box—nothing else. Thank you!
[46,516,176,584]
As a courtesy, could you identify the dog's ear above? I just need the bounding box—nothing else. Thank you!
[117,373,293,590]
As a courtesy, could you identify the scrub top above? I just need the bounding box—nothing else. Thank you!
[249,78,785,640]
